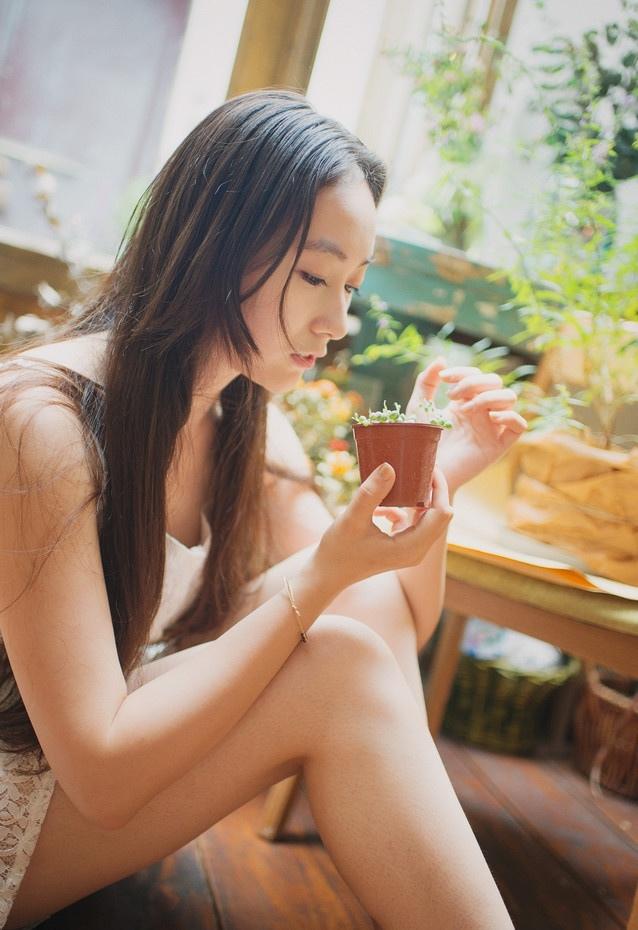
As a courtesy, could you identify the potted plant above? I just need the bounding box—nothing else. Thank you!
[352,399,453,507]
[496,18,638,587]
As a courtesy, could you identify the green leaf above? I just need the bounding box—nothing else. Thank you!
[605,23,620,44]
[438,320,456,339]
[509,364,539,379]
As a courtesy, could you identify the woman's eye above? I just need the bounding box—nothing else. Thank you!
[300,272,325,287]
[300,271,360,295]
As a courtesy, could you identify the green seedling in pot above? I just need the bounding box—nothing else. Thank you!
[352,399,454,430]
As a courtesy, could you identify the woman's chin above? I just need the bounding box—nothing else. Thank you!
[252,366,309,394]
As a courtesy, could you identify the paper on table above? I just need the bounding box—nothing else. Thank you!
[448,454,638,601]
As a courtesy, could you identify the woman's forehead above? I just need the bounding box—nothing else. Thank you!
[306,181,377,261]
[301,236,374,268]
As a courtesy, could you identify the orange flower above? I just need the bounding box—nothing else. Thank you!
[329,438,349,451]
[306,378,339,398]
[345,390,364,410]
[328,396,352,420]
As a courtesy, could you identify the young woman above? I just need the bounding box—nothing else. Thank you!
[0,90,525,930]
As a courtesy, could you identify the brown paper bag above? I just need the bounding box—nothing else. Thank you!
[506,430,638,586]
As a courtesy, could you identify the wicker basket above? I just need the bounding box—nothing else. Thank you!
[572,664,638,800]
[442,653,581,755]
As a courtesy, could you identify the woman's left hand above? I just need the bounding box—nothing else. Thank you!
[405,355,529,497]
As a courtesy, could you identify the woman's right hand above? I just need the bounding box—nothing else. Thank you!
[313,462,453,591]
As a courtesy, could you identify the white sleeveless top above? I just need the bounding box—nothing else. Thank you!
[0,357,213,926]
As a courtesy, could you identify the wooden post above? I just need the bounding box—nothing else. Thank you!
[479,0,518,109]
[424,610,468,738]
[258,771,303,841]
[228,0,331,97]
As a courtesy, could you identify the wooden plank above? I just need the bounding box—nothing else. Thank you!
[355,231,530,351]
[438,737,624,930]
[445,554,638,635]
[197,788,373,930]
[43,843,220,930]
[461,745,638,927]
[444,576,638,678]
[546,757,638,846]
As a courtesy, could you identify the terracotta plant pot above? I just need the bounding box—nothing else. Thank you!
[353,422,443,507]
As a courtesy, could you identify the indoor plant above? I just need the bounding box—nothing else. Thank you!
[352,399,452,507]
[500,98,638,585]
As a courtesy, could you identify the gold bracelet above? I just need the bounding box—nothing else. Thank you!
[283,576,309,643]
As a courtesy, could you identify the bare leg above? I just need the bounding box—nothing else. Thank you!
[9,616,512,930]
[304,658,514,930]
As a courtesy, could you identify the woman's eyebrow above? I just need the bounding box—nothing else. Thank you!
[303,237,375,266]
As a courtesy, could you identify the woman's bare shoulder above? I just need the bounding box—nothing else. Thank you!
[0,366,92,496]
[0,331,109,448]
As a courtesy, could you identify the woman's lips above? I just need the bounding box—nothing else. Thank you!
[291,353,317,369]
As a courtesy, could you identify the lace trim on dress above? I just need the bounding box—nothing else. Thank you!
[0,750,56,928]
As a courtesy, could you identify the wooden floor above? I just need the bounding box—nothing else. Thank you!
[41,734,637,930]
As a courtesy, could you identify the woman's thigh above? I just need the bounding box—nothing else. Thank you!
[8,615,397,929]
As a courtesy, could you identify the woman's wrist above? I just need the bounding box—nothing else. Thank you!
[299,550,348,607]
[439,469,458,505]
[280,556,345,639]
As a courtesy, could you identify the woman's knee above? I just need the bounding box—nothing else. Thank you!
[308,612,399,671]
[298,613,410,732]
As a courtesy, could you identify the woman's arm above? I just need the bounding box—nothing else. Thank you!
[0,398,341,831]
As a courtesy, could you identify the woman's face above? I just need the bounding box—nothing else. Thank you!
[239,174,377,394]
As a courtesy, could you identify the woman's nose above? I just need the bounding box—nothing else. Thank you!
[314,296,350,342]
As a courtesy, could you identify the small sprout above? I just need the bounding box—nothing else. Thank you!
[352,398,453,428]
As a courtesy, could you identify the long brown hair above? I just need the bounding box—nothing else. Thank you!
[0,89,386,767]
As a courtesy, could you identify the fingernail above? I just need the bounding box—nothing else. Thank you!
[379,462,393,478]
